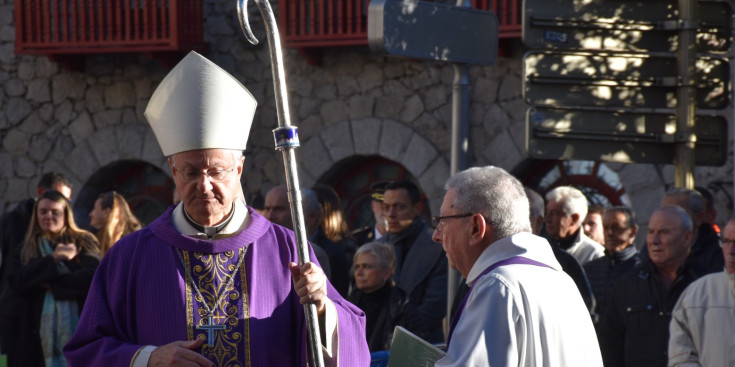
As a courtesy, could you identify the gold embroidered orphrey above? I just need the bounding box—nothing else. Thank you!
[179,247,251,367]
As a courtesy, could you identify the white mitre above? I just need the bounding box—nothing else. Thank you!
[144,51,257,156]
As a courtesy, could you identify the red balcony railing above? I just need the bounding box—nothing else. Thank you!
[15,0,206,56]
[278,0,522,48]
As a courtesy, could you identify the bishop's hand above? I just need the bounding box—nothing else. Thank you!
[289,262,327,315]
[148,337,213,367]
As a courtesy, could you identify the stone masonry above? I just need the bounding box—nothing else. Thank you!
[0,0,733,246]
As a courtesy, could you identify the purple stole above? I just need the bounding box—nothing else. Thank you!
[446,256,551,347]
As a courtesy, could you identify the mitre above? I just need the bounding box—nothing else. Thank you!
[144,51,257,156]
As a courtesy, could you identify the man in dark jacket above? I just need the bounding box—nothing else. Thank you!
[584,206,639,319]
[0,172,72,365]
[599,206,707,367]
[379,180,447,343]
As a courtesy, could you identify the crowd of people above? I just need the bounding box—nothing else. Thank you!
[0,173,145,365]
[0,50,732,366]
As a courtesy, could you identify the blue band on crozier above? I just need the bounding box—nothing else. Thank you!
[273,126,300,150]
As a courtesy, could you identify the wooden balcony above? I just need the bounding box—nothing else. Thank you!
[14,0,208,68]
[278,0,521,62]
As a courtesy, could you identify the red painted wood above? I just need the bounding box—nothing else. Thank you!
[279,0,521,48]
[15,0,206,55]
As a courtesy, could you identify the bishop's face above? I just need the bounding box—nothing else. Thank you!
[170,149,244,226]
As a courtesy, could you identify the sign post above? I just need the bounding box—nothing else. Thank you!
[522,0,732,177]
[369,0,498,342]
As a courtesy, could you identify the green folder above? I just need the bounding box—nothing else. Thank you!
[387,326,446,367]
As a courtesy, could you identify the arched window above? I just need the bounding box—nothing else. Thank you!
[73,160,174,229]
[317,155,429,230]
[518,159,630,207]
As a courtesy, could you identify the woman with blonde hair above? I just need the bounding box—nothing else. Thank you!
[9,190,100,367]
[88,191,142,255]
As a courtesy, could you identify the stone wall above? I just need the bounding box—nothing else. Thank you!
[1,0,732,238]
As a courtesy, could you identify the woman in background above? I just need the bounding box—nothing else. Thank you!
[9,190,100,367]
[348,241,427,352]
[88,191,142,256]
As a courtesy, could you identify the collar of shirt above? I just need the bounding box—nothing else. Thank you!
[172,199,250,239]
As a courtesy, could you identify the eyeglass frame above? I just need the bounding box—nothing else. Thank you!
[431,213,473,232]
[175,166,236,183]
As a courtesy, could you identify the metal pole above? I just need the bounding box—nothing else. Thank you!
[446,0,472,342]
[674,0,697,189]
[237,1,324,366]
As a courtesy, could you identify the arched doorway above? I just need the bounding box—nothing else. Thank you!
[317,155,429,231]
[516,159,630,207]
[73,160,174,229]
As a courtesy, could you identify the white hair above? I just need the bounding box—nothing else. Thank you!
[445,166,531,239]
[545,186,589,219]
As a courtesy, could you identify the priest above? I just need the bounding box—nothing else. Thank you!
[63,52,369,367]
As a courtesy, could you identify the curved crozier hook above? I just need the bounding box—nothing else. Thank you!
[237,0,259,45]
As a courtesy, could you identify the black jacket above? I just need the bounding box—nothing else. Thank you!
[552,245,597,317]
[584,246,639,318]
[8,245,99,367]
[689,223,724,272]
[349,283,428,352]
[380,219,447,343]
[598,259,707,367]
[311,228,352,297]
[0,198,35,313]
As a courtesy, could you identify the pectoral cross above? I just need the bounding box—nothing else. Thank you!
[197,314,226,346]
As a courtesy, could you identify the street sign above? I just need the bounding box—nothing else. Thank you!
[368,0,498,65]
[524,51,730,110]
[522,0,732,168]
[523,0,731,54]
[527,107,727,166]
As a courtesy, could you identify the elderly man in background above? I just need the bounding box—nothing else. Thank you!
[63,51,369,366]
[661,188,723,272]
[668,217,735,366]
[433,166,601,366]
[599,205,707,367]
[524,186,596,315]
[584,206,639,317]
[545,186,605,265]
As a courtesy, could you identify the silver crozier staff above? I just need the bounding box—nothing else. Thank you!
[236,1,325,367]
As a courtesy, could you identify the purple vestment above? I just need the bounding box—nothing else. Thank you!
[63,206,369,366]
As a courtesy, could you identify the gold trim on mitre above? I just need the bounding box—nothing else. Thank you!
[144,51,257,156]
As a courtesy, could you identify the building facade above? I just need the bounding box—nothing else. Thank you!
[1,0,732,246]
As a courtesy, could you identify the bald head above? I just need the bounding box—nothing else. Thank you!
[263,185,292,228]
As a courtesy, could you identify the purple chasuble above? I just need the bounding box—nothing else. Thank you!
[446,256,550,347]
[63,206,370,367]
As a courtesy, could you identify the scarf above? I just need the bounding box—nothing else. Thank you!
[380,219,424,281]
[39,238,79,367]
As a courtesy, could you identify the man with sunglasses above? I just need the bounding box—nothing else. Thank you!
[431,166,601,366]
